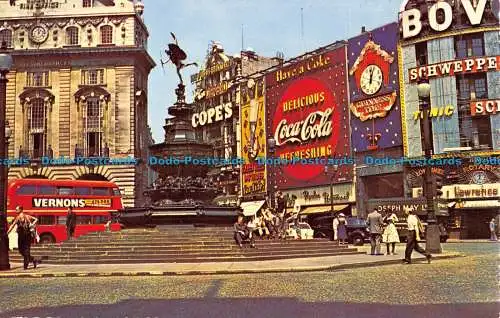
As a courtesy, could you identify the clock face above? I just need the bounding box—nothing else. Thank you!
[360,64,383,95]
[471,171,488,185]
[30,25,48,44]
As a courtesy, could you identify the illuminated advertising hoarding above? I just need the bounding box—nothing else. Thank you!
[265,47,352,189]
[240,77,267,197]
[348,23,402,152]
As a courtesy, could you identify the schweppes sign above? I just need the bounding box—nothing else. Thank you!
[32,198,112,208]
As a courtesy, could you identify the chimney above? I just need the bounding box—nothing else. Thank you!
[361,26,366,33]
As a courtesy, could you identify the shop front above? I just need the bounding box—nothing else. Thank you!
[282,183,356,218]
[406,162,500,239]
[449,184,500,239]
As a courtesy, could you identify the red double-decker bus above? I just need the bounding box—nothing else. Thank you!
[7,179,123,244]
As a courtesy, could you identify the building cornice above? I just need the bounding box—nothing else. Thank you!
[11,46,156,70]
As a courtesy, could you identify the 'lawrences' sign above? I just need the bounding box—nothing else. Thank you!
[32,198,112,208]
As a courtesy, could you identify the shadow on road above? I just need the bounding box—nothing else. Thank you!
[3,298,499,318]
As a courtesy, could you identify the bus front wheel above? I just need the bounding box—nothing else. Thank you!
[39,234,56,245]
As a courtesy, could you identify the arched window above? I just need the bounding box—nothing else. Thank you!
[100,25,113,44]
[28,98,47,159]
[0,29,13,48]
[66,27,79,45]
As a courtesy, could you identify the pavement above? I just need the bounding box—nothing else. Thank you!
[0,248,462,278]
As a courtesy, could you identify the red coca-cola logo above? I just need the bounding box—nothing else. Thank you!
[272,77,341,182]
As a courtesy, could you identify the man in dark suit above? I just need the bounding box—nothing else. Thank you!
[66,207,77,240]
[366,209,384,255]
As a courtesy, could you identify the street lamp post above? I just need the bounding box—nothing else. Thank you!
[267,137,276,209]
[417,79,442,254]
[324,165,339,214]
[0,41,13,271]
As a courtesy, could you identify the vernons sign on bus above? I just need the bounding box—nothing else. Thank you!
[400,0,492,39]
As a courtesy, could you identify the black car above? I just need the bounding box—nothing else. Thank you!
[307,215,369,246]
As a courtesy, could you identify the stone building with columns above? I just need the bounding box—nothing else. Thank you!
[0,0,155,207]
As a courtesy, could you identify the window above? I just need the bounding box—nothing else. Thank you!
[29,99,45,131]
[38,215,56,225]
[76,215,92,225]
[93,187,110,196]
[100,25,113,44]
[39,186,56,195]
[81,69,105,85]
[26,71,50,87]
[57,216,67,225]
[17,185,37,195]
[455,34,484,58]
[57,187,74,195]
[94,216,109,224]
[0,29,12,48]
[66,27,79,45]
[112,188,121,196]
[84,97,104,156]
[75,187,91,195]
[82,0,93,7]
[415,42,427,66]
[457,74,492,148]
[28,98,47,158]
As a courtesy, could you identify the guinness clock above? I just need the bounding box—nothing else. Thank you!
[30,25,49,44]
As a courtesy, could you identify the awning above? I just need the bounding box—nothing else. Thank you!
[300,204,349,215]
[455,200,500,209]
[240,200,266,216]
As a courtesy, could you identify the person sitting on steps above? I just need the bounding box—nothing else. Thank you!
[234,215,255,248]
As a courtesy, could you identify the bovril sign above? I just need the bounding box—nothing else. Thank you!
[401,0,490,39]
[192,103,233,127]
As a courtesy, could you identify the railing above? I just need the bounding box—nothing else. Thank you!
[75,147,110,158]
[19,149,52,159]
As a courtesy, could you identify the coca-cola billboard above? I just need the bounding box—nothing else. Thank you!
[266,46,352,189]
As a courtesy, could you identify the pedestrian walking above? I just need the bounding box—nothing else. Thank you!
[489,218,497,241]
[382,213,400,255]
[66,207,77,240]
[7,206,39,270]
[337,213,348,244]
[366,209,384,255]
[332,213,339,241]
[403,209,431,264]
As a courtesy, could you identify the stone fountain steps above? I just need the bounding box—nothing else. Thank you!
[10,250,361,264]
[9,228,362,264]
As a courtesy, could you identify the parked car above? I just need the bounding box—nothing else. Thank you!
[307,215,369,246]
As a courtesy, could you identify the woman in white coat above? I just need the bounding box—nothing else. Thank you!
[7,217,18,251]
[382,213,400,255]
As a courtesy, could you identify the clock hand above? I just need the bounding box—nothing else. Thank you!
[369,68,373,84]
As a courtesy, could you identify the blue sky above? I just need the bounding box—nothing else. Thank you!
[144,0,404,141]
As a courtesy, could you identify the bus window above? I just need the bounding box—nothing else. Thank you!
[39,185,57,195]
[57,216,67,225]
[76,216,92,225]
[112,188,121,196]
[75,187,91,195]
[57,187,74,195]
[38,215,56,225]
[94,216,109,224]
[17,185,37,195]
[93,187,110,196]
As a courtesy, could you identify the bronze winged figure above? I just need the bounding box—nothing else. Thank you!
[163,32,198,85]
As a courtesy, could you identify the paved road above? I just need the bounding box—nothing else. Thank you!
[0,243,498,318]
